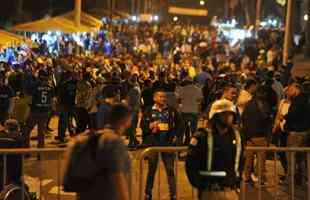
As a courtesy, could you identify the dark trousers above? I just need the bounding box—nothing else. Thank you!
[145,153,176,198]
[276,131,288,173]
[75,107,90,134]
[127,111,139,146]
[181,113,198,145]
[58,109,70,140]
[0,111,9,125]
[23,112,49,148]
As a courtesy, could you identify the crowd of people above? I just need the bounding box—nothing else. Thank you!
[0,22,310,200]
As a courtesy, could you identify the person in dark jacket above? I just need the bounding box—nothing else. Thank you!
[0,119,23,191]
[140,89,184,200]
[56,70,77,145]
[186,99,242,200]
[23,69,55,148]
[285,82,310,185]
[242,85,273,183]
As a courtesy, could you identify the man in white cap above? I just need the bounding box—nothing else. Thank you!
[186,99,242,200]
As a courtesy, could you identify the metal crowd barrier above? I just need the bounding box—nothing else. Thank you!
[137,146,196,200]
[0,148,66,200]
[242,147,310,200]
[2,146,309,200]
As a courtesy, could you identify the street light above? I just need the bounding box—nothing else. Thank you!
[304,14,309,21]
[132,15,138,22]
[200,0,205,6]
[153,15,159,21]
[173,16,178,22]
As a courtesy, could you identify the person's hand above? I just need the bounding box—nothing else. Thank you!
[149,121,159,134]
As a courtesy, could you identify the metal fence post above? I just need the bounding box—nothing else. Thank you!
[157,152,162,200]
[307,153,310,200]
[175,152,179,200]
[290,152,295,200]
[57,152,61,200]
[257,152,262,200]
[2,155,7,189]
[274,152,279,200]
[21,155,25,200]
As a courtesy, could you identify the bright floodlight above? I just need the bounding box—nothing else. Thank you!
[132,15,138,21]
[173,16,178,22]
[154,15,159,21]
[304,14,309,21]
[200,0,205,5]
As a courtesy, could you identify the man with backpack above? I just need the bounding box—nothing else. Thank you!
[63,104,132,200]
[186,99,242,200]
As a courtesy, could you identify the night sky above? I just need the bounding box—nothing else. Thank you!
[0,0,75,25]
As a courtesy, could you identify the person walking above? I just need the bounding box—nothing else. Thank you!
[64,104,132,200]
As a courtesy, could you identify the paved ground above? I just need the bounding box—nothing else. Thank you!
[5,55,310,199]
[21,117,308,200]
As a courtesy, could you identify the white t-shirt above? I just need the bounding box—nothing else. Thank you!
[178,85,203,113]
[237,89,252,115]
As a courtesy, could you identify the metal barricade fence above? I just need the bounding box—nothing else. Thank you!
[0,148,65,200]
[3,146,310,200]
[242,147,310,200]
[136,146,197,200]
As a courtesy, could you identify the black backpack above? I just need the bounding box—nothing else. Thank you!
[63,133,102,192]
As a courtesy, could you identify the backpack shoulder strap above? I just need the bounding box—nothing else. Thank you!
[233,129,242,177]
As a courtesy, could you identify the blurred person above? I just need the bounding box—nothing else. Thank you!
[141,90,184,200]
[126,74,141,148]
[237,78,257,115]
[0,74,15,125]
[186,99,242,200]
[56,70,77,145]
[0,119,23,191]
[96,84,120,130]
[178,77,203,145]
[74,72,93,134]
[141,79,154,111]
[272,87,291,177]
[285,82,309,185]
[65,104,132,200]
[23,70,55,148]
[242,85,273,184]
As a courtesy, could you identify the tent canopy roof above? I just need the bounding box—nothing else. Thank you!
[61,11,102,28]
[11,11,102,33]
[0,30,35,49]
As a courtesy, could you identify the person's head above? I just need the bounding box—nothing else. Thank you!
[0,73,4,85]
[209,99,236,129]
[286,82,301,99]
[4,119,20,134]
[244,78,258,94]
[221,85,238,102]
[38,69,49,82]
[102,85,120,104]
[153,90,167,107]
[254,85,269,101]
[108,104,132,134]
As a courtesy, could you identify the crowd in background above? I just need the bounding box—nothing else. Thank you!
[0,22,310,199]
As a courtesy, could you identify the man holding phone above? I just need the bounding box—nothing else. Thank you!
[141,89,184,200]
